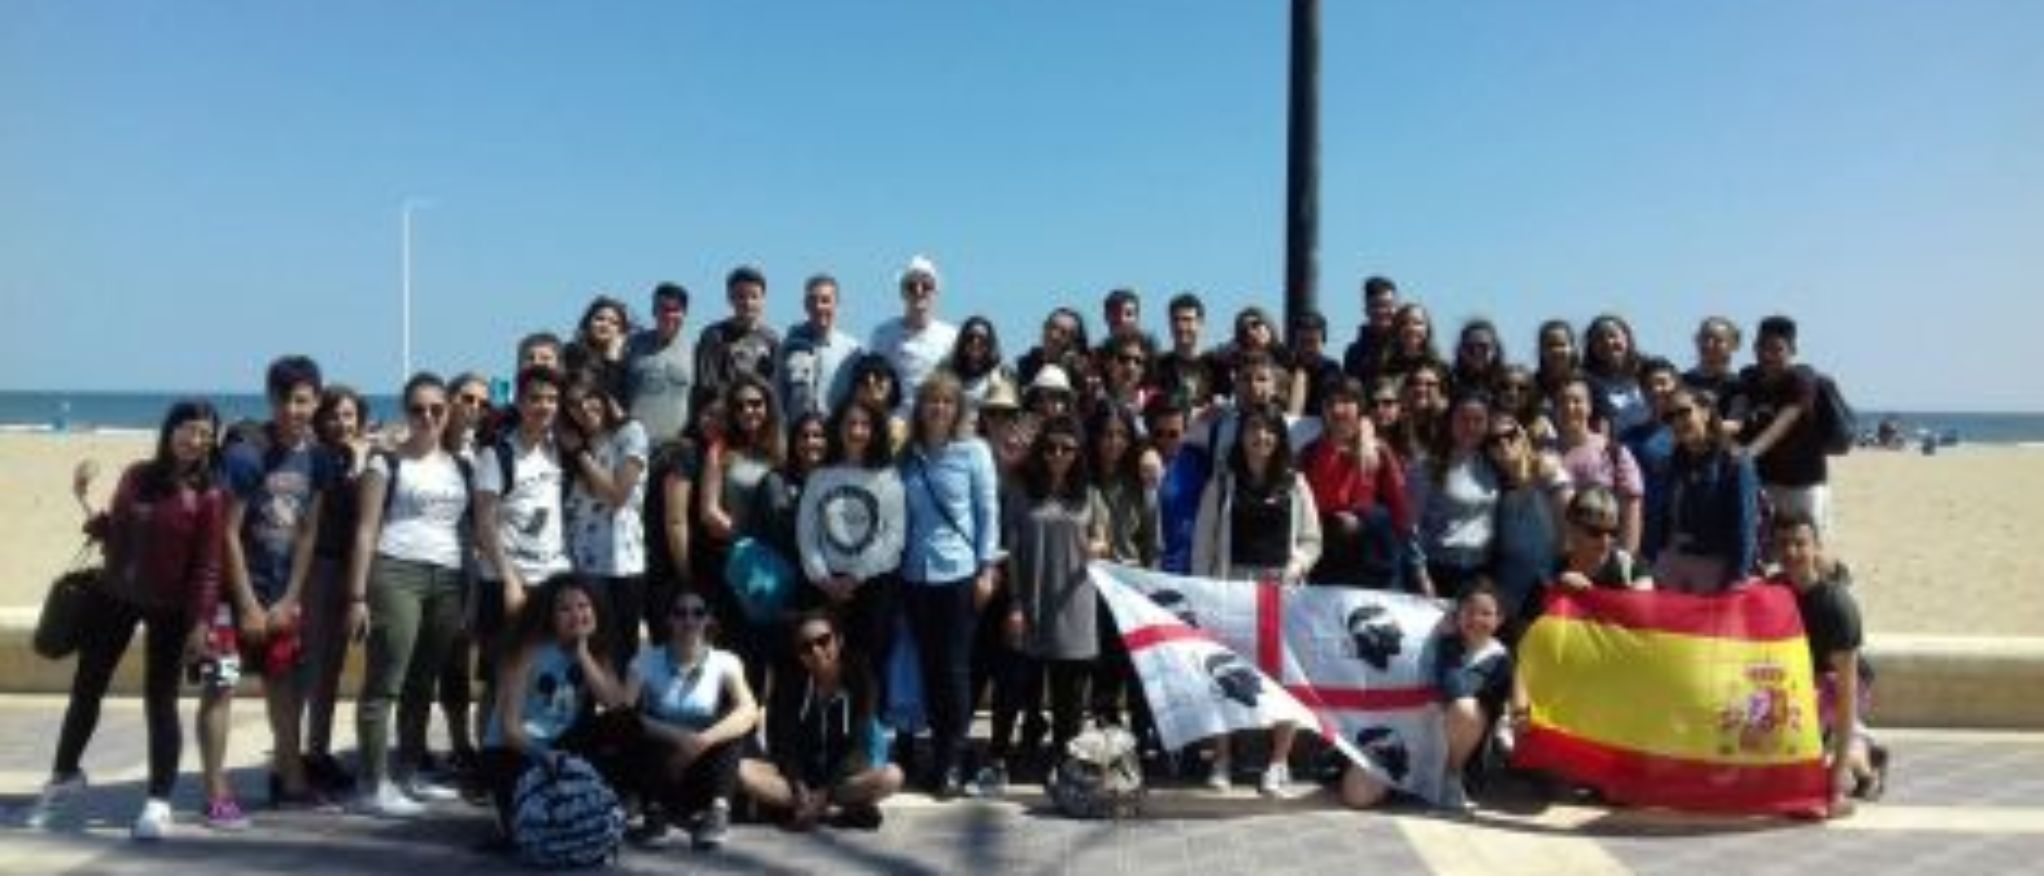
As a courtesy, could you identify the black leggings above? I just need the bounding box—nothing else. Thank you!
[612,719,742,817]
[989,655,1091,761]
[55,589,188,798]
[903,581,978,775]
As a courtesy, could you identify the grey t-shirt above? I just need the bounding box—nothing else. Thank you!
[627,329,694,445]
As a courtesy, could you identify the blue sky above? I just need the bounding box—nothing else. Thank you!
[3,2,2039,410]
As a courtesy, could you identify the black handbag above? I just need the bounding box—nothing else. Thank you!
[33,545,102,660]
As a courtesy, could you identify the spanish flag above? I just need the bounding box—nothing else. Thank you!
[1514,584,1830,816]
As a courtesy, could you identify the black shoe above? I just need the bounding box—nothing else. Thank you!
[832,803,884,830]
[936,767,965,801]
[306,753,358,794]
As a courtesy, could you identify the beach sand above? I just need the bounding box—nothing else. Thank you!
[1,433,2037,636]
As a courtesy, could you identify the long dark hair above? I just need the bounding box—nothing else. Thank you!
[826,398,896,469]
[1227,403,1295,491]
[947,316,1003,381]
[1022,413,1090,507]
[143,399,220,500]
[510,575,607,659]
[1085,401,1144,492]
[720,373,786,468]
[315,385,368,451]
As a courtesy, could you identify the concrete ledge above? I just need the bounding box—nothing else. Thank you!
[0,606,370,699]
[3,607,2041,728]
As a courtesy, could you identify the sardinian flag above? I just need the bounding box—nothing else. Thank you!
[1090,563,1450,804]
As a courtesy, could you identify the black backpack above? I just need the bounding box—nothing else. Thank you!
[1801,366,1858,456]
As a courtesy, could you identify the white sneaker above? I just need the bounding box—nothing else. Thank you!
[1257,764,1292,798]
[26,772,87,829]
[1205,761,1233,793]
[131,798,173,841]
[1440,779,1474,813]
[353,781,426,818]
[398,774,460,803]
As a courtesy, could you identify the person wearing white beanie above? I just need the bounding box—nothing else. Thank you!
[868,255,959,419]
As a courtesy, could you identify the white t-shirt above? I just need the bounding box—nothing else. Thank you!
[474,433,572,584]
[869,316,958,415]
[369,450,470,569]
[566,420,649,577]
[632,646,743,731]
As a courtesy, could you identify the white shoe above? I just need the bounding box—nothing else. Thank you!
[398,774,459,803]
[1439,779,1474,813]
[26,772,87,829]
[1257,764,1292,798]
[354,782,426,818]
[131,798,173,841]
[1205,761,1233,793]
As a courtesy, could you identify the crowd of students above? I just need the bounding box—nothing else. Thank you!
[28,257,1886,850]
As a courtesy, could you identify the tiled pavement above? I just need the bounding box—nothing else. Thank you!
[1,696,2041,875]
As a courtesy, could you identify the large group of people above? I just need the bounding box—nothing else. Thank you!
[29,257,1887,851]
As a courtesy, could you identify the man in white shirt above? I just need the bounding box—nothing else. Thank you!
[867,255,958,417]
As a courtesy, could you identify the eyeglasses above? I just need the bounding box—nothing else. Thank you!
[1043,442,1080,457]
[1661,405,1695,424]
[408,403,446,419]
[671,604,709,620]
[798,632,836,654]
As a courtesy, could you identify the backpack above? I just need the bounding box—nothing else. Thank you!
[1047,722,1146,820]
[509,752,626,869]
[1803,366,1858,456]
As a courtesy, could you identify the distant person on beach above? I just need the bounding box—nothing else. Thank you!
[694,266,780,418]
[778,273,862,422]
[216,355,336,825]
[868,255,959,418]
[30,400,225,840]
[346,371,475,818]
[626,282,696,446]
[1732,315,1833,538]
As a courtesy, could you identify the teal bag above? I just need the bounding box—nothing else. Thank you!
[725,537,796,625]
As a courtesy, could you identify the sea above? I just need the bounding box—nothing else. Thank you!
[2,390,2042,446]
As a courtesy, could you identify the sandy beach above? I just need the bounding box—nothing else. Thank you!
[1,432,2037,636]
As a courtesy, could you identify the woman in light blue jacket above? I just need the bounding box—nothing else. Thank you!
[898,371,1000,799]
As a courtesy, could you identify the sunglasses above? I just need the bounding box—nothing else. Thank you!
[671,604,709,620]
[408,403,446,419]
[798,632,836,654]
[1573,519,1620,538]
[457,394,488,407]
[1661,405,1695,424]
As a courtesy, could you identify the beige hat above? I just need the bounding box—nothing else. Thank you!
[982,378,1022,412]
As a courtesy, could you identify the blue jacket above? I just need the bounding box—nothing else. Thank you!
[1659,445,1760,578]
[899,438,1000,584]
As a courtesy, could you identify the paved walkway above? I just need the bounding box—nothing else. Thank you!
[3,696,2042,875]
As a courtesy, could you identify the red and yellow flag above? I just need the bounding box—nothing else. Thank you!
[1514,584,1830,816]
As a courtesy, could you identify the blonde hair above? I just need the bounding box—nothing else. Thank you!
[910,370,972,447]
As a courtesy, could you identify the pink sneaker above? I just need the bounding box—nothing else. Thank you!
[203,797,252,831]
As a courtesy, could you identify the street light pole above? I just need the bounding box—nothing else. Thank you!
[1285,0,1320,347]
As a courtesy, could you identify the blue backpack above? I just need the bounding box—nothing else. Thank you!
[510,753,625,869]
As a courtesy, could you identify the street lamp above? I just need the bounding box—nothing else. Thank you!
[401,197,435,381]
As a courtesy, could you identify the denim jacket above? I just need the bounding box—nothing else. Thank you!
[1660,445,1760,577]
[899,438,1000,584]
